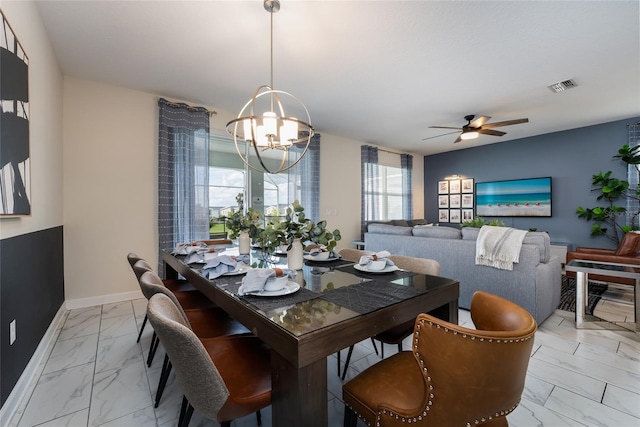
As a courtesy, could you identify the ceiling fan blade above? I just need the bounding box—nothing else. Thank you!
[478,129,506,137]
[481,118,529,129]
[422,131,461,141]
[469,115,491,128]
[428,126,463,130]
[453,135,463,143]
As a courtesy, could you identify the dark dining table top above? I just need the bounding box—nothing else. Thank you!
[169,249,459,338]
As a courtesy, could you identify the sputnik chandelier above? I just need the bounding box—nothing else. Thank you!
[226,0,314,174]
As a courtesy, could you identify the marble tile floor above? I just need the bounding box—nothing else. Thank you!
[8,298,640,427]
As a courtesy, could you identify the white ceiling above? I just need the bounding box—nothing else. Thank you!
[34,0,640,155]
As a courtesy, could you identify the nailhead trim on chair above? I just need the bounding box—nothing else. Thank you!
[349,318,531,426]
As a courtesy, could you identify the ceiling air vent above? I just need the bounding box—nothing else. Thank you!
[548,79,578,93]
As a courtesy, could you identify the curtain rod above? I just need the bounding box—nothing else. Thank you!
[159,98,217,116]
[377,147,411,156]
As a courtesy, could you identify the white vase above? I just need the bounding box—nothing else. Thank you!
[238,231,250,255]
[288,238,304,270]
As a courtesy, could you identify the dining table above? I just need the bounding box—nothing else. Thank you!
[162,248,459,427]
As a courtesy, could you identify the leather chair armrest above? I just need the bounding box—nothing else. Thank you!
[566,250,640,265]
[572,247,616,255]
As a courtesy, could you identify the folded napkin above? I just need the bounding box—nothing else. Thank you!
[185,246,218,264]
[238,267,297,296]
[172,241,208,255]
[359,250,394,266]
[201,254,250,279]
[307,248,341,259]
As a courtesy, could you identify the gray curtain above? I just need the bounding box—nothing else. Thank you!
[158,98,210,271]
[361,145,379,238]
[401,153,413,219]
[288,133,321,221]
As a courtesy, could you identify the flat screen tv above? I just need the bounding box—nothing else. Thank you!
[475,177,552,217]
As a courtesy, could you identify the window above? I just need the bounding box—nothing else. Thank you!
[209,132,320,228]
[378,165,403,220]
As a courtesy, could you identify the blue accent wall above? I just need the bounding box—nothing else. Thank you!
[424,117,640,250]
[0,226,64,406]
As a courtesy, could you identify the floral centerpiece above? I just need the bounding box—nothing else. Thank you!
[217,193,262,240]
[307,219,341,253]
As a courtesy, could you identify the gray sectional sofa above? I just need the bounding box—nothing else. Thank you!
[364,224,561,324]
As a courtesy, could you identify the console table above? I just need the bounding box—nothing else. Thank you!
[565,259,639,332]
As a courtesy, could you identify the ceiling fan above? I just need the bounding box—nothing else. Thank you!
[423,115,529,143]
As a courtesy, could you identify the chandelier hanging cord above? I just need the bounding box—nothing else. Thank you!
[226,0,314,174]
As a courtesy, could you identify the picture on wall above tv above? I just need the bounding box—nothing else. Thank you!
[476,177,552,217]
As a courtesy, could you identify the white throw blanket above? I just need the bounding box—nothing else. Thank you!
[475,226,527,271]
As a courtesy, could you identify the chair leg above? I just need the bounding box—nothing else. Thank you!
[136,314,148,343]
[147,331,159,367]
[256,410,262,425]
[381,342,384,359]
[370,337,379,356]
[178,396,194,427]
[341,345,355,381]
[337,350,341,377]
[344,405,358,427]
[155,354,172,408]
[220,422,231,427]
[397,342,403,354]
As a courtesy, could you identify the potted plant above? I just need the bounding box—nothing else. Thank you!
[308,219,342,254]
[460,216,506,228]
[218,193,262,254]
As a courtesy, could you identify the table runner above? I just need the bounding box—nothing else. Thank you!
[320,279,424,314]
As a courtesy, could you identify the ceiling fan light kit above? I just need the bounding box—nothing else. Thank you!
[426,114,529,144]
[226,0,314,174]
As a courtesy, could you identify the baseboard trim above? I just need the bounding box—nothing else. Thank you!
[0,304,66,427]
[1,290,147,424]
[65,290,144,310]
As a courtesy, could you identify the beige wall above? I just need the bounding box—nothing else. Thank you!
[62,77,424,302]
[0,1,63,240]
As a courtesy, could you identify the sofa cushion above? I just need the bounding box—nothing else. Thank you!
[412,226,461,239]
[615,231,640,256]
[461,227,480,240]
[367,223,413,236]
[391,220,410,226]
[408,219,428,226]
[523,232,550,263]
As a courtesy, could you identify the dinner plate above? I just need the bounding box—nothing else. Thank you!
[223,263,251,276]
[303,254,341,262]
[245,281,300,297]
[353,263,398,274]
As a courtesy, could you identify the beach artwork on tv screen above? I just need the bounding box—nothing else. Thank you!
[476,177,551,217]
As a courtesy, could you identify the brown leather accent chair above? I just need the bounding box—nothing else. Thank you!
[147,293,271,427]
[565,232,640,285]
[343,291,537,427]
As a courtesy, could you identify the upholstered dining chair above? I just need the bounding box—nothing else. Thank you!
[137,268,251,407]
[343,291,537,427]
[126,252,198,343]
[147,293,271,427]
[372,255,440,358]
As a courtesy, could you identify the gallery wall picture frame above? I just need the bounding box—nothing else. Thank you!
[438,209,449,223]
[449,209,461,223]
[461,194,474,208]
[462,178,474,193]
[462,209,474,221]
[1,10,31,216]
[438,180,449,194]
[449,179,461,193]
[438,195,449,208]
[449,194,461,208]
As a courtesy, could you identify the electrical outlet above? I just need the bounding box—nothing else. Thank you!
[10,320,16,345]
